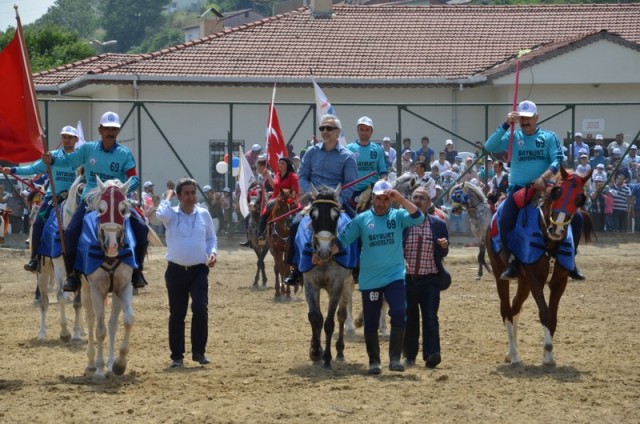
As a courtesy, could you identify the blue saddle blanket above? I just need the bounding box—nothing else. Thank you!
[74,211,138,275]
[295,213,358,273]
[491,203,575,271]
[37,211,63,258]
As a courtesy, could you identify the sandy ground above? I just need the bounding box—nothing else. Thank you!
[0,237,639,424]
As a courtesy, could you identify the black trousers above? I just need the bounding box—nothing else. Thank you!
[165,262,209,361]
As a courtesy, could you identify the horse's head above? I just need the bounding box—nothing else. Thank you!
[546,166,591,241]
[450,181,486,216]
[248,184,263,213]
[309,185,342,261]
[93,176,132,257]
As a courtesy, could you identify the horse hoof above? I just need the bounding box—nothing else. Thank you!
[475,275,481,281]
[112,362,127,376]
[91,374,107,384]
[323,362,332,370]
[60,333,71,343]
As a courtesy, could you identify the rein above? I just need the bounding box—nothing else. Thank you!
[99,259,123,293]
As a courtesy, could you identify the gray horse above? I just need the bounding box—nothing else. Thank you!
[301,185,354,369]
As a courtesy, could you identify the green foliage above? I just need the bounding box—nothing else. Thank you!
[35,0,100,39]
[0,25,96,73]
[129,28,184,53]
[100,0,172,52]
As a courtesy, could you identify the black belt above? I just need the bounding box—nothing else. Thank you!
[168,261,205,271]
[406,273,438,280]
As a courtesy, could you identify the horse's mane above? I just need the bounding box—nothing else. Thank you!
[85,179,128,211]
[312,186,339,202]
[462,181,487,201]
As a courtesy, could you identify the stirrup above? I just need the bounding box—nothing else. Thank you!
[500,262,518,281]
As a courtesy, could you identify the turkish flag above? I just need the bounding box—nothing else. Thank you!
[265,102,287,172]
[0,15,44,163]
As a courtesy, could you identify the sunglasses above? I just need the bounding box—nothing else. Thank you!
[319,126,338,132]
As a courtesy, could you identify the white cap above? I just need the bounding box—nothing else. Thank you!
[21,190,29,196]
[357,116,374,128]
[516,100,537,117]
[595,134,604,140]
[597,163,605,169]
[143,181,154,188]
[631,145,637,150]
[593,145,603,151]
[579,148,588,155]
[251,143,262,152]
[60,125,78,137]
[580,154,588,159]
[203,185,212,193]
[612,148,621,155]
[222,187,230,192]
[293,155,300,161]
[574,132,583,137]
[382,136,391,142]
[99,111,121,128]
[372,180,392,195]
[445,139,453,145]
[593,175,604,182]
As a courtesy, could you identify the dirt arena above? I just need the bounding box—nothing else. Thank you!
[0,236,639,424]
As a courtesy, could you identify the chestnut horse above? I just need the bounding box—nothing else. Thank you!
[486,166,593,366]
[267,189,297,299]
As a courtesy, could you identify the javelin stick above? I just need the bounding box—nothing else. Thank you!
[507,59,521,164]
[268,171,378,224]
[5,173,46,195]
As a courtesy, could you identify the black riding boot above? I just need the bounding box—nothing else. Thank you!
[365,331,382,375]
[132,244,148,288]
[284,268,301,286]
[568,266,585,281]
[62,254,81,292]
[24,255,39,272]
[500,241,518,281]
[389,326,406,372]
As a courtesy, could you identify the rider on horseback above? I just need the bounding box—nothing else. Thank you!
[42,112,149,291]
[485,100,585,281]
[2,125,79,272]
[283,114,358,286]
[257,157,299,241]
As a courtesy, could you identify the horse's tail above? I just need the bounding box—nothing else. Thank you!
[580,208,597,244]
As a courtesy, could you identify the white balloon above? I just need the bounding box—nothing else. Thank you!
[232,166,239,177]
[216,161,228,174]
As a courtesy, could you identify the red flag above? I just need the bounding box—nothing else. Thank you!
[265,84,287,172]
[0,12,44,163]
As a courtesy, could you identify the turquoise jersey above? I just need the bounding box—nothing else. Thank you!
[53,141,139,200]
[338,207,424,290]
[346,141,388,192]
[12,148,77,194]
[485,126,562,187]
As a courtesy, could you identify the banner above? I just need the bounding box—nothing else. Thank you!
[0,12,44,162]
[238,146,256,218]
[265,84,288,172]
[312,79,346,145]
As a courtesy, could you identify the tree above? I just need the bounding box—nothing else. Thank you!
[129,28,183,53]
[100,0,172,52]
[0,25,95,73]
[35,0,100,39]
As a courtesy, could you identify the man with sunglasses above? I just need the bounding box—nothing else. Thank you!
[283,114,357,286]
[485,100,584,281]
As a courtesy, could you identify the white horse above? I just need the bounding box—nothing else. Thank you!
[82,177,135,382]
[34,175,85,342]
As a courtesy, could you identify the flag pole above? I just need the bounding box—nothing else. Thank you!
[266,83,276,169]
[507,59,521,165]
[15,7,67,256]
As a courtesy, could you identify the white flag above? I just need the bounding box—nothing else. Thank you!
[75,120,86,149]
[238,146,256,218]
[312,79,346,145]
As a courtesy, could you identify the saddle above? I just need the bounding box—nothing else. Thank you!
[75,211,138,275]
[294,213,358,273]
[490,202,575,271]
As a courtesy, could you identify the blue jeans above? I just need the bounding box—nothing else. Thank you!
[360,279,406,333]
[165,263,209,361]
[404,274,441,361]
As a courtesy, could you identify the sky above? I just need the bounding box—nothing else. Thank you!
[0,0,56,31]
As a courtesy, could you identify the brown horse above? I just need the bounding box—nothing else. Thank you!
[486,166,593,366]
[246,182,269,288]
[267,189,297,299]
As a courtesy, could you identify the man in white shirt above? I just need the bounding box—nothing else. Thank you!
[157,177,218,369]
